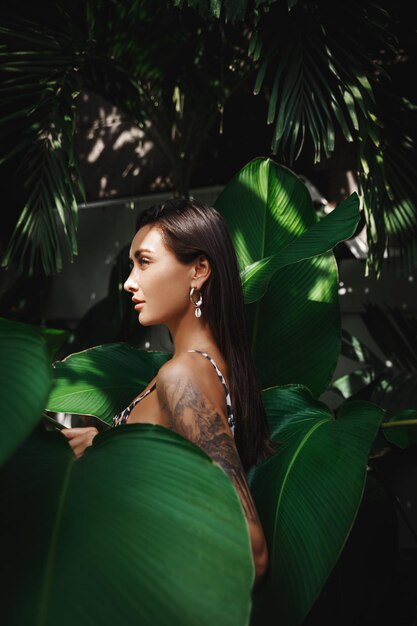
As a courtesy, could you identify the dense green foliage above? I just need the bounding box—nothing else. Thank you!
[2,158,413,624]
[1,1,417,277]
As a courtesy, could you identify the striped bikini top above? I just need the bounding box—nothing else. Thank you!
[112,349,235,436]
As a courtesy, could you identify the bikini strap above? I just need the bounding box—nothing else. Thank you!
[187,350,235,435]
[112,382,156,427]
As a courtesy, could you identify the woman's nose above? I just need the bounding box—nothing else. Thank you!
[124,274,138,293]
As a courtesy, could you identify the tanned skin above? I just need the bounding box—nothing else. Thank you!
[156,358,268,585]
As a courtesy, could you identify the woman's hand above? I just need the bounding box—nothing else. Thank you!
[61,427,99,459]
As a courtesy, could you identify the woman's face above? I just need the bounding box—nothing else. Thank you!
[124,224,196,326]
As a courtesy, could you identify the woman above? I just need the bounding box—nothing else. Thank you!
[62,197,275,586]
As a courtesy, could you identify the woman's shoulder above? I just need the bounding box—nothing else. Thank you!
[155,352,233,443]
[156,351,204,385]
[156,350,229,414]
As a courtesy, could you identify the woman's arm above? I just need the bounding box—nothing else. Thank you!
[156,360,268,585]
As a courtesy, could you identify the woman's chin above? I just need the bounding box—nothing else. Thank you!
[138,312,156,326]
[138,312,149,325]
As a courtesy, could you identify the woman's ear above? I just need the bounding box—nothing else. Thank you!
[192,255,211,286]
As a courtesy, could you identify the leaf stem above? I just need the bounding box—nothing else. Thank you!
[381,419,417,429]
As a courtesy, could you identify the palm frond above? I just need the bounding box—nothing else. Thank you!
[0,18,86,275]
[379,95,417,275]
[173,0,247,21]
[167,0,417,275]
[251,2,417,276]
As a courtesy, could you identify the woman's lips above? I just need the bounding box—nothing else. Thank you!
[134,302,145,310]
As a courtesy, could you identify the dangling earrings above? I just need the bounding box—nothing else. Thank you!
[189,287,203,318]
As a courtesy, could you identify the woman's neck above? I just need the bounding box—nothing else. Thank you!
[167,310,218,358]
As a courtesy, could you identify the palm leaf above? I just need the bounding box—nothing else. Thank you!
[173,0,247,21]
[1,3,254,273]
[0,19,84,275]
[180,0,417,275]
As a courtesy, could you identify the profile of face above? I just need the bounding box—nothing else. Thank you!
[124,224,210,327]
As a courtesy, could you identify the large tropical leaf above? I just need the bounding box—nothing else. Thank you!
[0,424,253,625]
[46,343,171,423]
[0,317,52,466]
[248,385,385,626]
[215,157,342,395]
[241,191,360,303]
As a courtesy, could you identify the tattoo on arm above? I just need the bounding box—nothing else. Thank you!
[158,373,259,524]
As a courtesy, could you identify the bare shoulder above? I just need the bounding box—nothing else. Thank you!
[156,351,238,476]
[155,352,222,437]
[156,352,195,385]
[155,353,260,524]
[157,351,228,408]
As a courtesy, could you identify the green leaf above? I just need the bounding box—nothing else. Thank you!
[0,425,254,625]
[241,192,360,303]
[0,317,52,466]
[215,157,341,395]
[47,343,171,423]
[249,386,385,626]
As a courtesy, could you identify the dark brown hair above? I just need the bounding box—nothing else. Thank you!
[136,197,275,471]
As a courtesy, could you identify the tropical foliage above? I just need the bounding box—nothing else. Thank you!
[175,0,417,277]
[0,318,52,465]
[249,388,384,625]
[1,158,413,624]
[329,303,417,449]
[0,424,254,626]
[0,0,252,275]
[1,1,417,278]
[214,158,358,394]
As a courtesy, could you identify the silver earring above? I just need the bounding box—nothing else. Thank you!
[189,287,203,318]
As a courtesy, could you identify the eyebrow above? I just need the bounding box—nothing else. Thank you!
[129,248,155,261]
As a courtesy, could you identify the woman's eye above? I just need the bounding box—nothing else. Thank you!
[128,258,149,270]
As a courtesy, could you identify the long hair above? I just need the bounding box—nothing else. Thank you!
[135,197,275,471]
